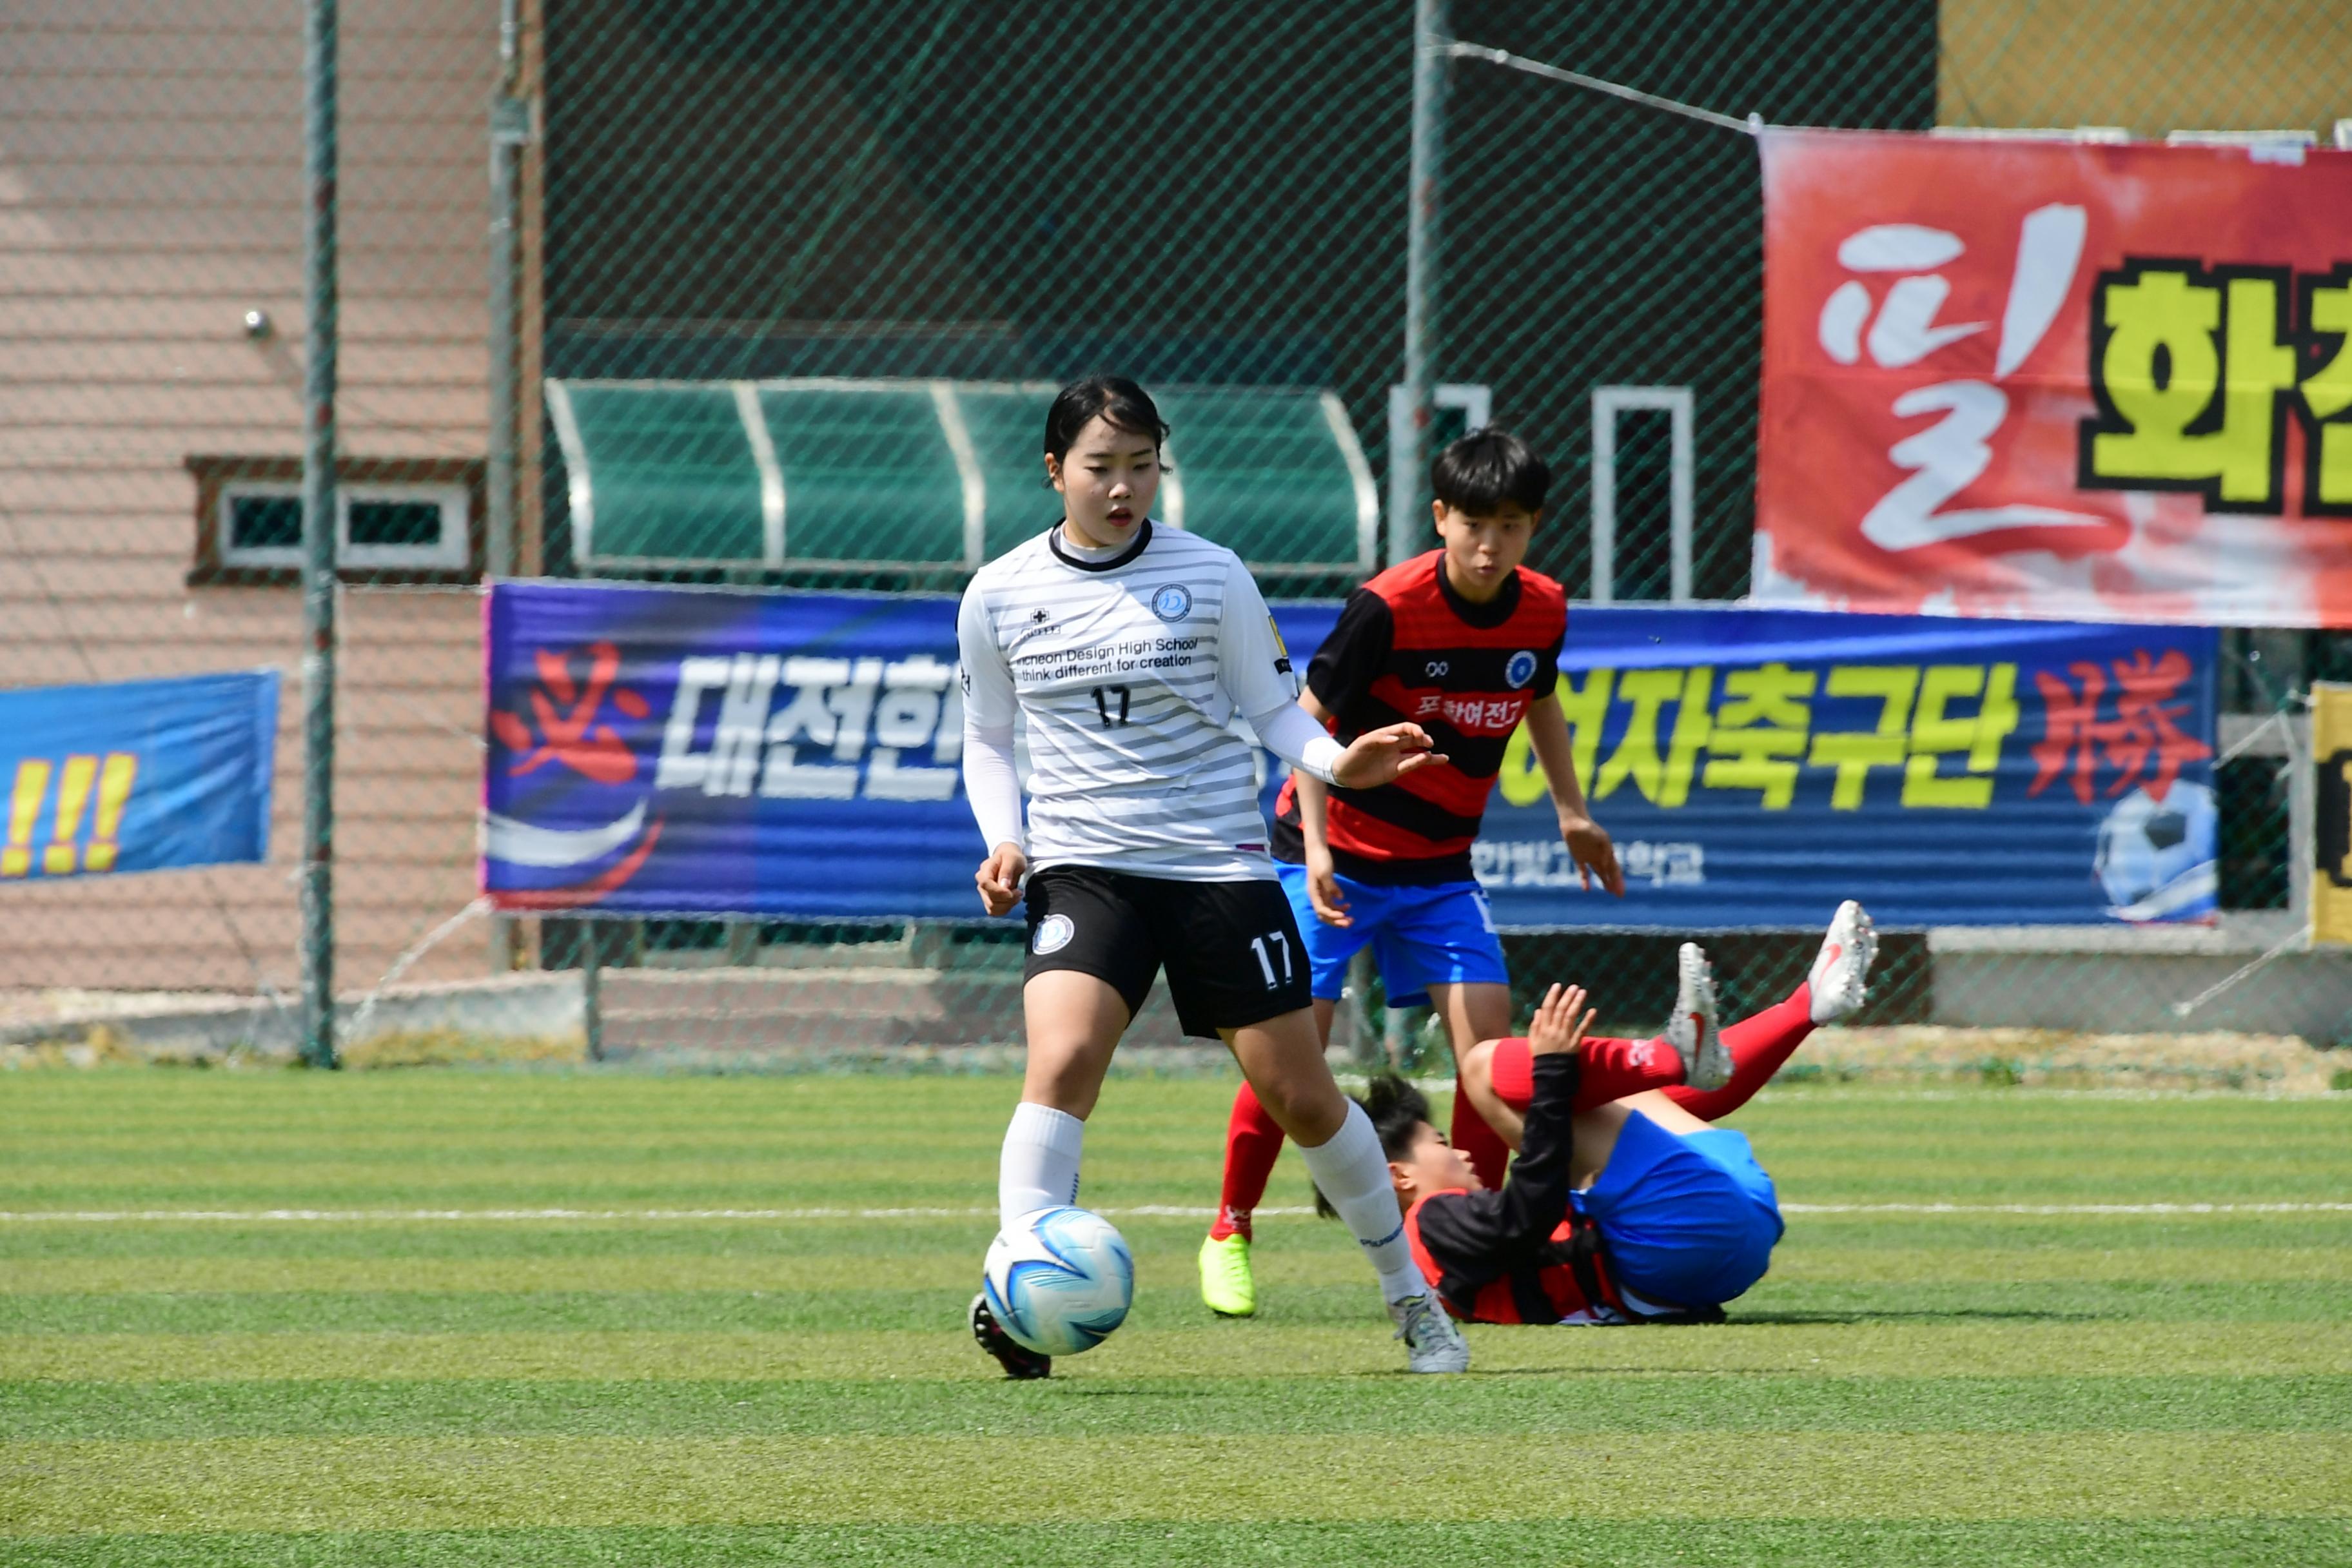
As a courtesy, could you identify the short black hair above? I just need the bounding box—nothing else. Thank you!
[1312,1073,1433,1220]
[1043,375,1169,466]
[1431,426,1549,515]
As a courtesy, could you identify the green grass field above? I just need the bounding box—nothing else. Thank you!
[3,1069,2348,1566]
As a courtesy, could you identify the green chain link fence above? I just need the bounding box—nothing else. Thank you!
[2,1,2349,1074]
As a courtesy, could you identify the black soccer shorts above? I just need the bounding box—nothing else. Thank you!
[1021,865,1315,1039]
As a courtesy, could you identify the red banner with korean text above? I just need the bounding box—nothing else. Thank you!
[1753,130,2352,628]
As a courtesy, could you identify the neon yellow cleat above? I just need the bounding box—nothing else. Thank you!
[1198,1231,1257,1318]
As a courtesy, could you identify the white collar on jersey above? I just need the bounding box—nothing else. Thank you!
[1048,518,1154,572]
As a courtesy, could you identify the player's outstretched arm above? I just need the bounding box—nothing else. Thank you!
[1524,694,1623,896]
[1289,692,1351,928]
[1329,721,1446,789]
[1416,997,1589,1273]
[1527,982,1595,1057]
[1219,556,1444,792]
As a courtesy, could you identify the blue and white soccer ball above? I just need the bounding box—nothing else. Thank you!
[2095,781,2218,922]
[982,1205,1135,1357]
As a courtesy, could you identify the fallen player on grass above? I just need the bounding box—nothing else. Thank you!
[1318,900,1877,1324]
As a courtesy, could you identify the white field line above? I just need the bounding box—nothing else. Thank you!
[0,1201,2347,1224]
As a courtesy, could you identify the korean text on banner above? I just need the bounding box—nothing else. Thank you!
[1471,607,2215,930]
[1753,130,2352,629]
[484,583,2214,930]
[485,582,974,918]
[2311,683,2352,946]
[0,671,278,881]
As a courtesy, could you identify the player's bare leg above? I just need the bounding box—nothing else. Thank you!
[1563,1089,1716,1188]
[1456,1035,1527,1152]
[1223,1007,1469,1371]
[1424,979,1516,1190]
[1455,965,1706,1156]
[1015,970,1132,1119]
[997,971,1128,1229]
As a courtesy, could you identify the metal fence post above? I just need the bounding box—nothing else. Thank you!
[582,923,605,1063]
[1384,0,1448,1069]
[1387,0,1448,573]
[299,0,340,1069]
[485,0,529,977]
[487,0,525,581]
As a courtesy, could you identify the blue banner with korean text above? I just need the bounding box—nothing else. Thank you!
[1458,605,2217,928]
[486,582,973,917]
[483,583,2215,928]
[0,671,277,883]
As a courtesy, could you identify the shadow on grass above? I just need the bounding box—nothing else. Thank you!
[1727,1308,2098,1324]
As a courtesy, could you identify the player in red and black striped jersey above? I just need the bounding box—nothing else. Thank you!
[1204,430,1720,1320]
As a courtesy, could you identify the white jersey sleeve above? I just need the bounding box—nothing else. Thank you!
[956,579,1025,852]
[1216,554,1299,716]
[956,579,1018,730]
[1217,555,1344,783]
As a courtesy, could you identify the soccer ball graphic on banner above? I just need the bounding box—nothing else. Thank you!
[982,1206,1136,1356]
[2094,781,2219,923]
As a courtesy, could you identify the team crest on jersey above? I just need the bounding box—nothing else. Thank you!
[1032,914,1075,955]
[1505,649,1539,689]
[1150,583,1193,622]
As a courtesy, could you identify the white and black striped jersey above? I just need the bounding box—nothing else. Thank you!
[957,520,1300,881]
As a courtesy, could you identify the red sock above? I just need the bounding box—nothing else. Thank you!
[1660,985,1816,1121]
[1486,1032,1688,1115]
[1449,1087,1513,1193]
[1211,1081,1287,1240]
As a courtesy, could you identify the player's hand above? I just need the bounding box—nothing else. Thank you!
[975,842,1028,917]
[1527,983,1596,1058]
[1304,852,1352,927]
[1330,722,1446,790]
[1559,812,1625,897]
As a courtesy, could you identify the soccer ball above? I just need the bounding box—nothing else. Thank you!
[2094,781,2217,921]
[982,1206,1135,1356]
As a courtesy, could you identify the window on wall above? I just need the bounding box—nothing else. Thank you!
[187,457,484,583]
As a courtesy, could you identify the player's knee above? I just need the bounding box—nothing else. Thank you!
[1458,1037,1498,1098]
[1253,1071,1346,1146]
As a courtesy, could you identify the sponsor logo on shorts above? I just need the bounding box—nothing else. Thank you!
[1505,649,1538,689]
[1152,584,1193,622]
[1032,913,1075,955]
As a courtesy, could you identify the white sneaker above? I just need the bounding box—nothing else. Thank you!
[1389,1291,1471,1373]
[1808,900,1878,1023]
[1665,942,1728,1091]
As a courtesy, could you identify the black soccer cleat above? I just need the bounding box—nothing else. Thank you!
[969,1291,1052,1380]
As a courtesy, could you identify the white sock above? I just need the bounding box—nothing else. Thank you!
[999,1102,1084,1230]
[1297,1101,1424,1303]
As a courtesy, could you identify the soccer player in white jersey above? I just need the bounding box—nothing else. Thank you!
[957,376,1471,1377]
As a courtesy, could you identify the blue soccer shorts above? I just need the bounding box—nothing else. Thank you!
[1273,862,1510,1010]
[1571,1107,1786,1308]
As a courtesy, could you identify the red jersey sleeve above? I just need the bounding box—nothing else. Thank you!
[1303,587,1393,730]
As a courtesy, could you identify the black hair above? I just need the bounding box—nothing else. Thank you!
[1431,426,1549,515]
[1043,375,1170,466]
[1312,1073,1435,1220]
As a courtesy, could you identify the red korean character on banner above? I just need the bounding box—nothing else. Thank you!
[491,642,649,784]
[2028,650,2212,805]
[1815,208,2103,553]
